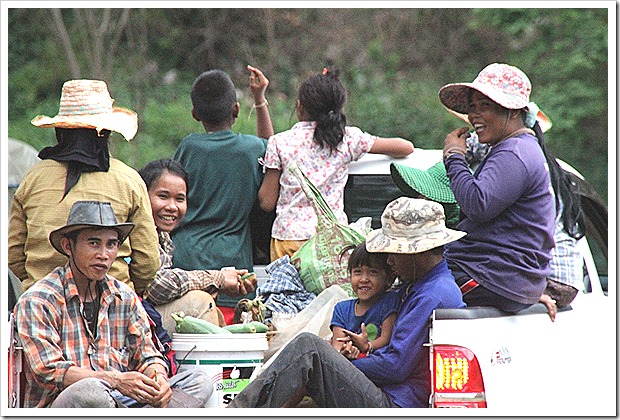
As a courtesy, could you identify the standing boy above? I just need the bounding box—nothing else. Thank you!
[171,66,273,319]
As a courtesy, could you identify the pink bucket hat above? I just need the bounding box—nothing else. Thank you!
[439,63,531,114]
[31,79,138,141]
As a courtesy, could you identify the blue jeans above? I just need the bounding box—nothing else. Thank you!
[228,332,398,408]
[50,369,212,408]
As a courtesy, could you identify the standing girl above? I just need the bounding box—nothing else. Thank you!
[258,67,414,261]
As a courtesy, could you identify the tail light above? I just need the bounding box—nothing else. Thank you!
[431,345,486,408]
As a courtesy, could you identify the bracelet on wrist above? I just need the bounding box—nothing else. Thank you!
[366,341,374,354]
[253,99,269,109]
[443,145,467,159]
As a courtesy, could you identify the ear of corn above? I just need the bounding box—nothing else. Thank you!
[246,321,269,333]
[171,311,232,334]
[223,323,257,333]
[240,272,256,281]
[222,320,269,334]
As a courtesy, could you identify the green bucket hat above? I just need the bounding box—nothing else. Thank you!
[390,161,461,229]
[390,161,456,204]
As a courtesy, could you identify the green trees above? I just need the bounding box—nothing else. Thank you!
[7,7,609,201]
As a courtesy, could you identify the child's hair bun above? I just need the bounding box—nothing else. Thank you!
[322,66,340,79]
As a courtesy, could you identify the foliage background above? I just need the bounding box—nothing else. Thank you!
[7,7,609,201]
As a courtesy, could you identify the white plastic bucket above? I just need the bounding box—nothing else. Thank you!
[172,333,268,407]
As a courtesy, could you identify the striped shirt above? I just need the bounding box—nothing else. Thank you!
[142,231,224,306]
[14,264,166,407]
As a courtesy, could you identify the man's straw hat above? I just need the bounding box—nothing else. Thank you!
[31,79,138,141]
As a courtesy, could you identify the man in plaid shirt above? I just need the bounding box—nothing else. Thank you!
[14,201,211,408]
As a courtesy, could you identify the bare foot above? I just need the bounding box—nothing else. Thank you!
[539,293,557,322]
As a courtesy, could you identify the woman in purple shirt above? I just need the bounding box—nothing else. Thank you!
[439,63,555,313]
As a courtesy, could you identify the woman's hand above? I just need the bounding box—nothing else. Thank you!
[443,127,470,158]
[220,269,257,297]
[539,293,557,322]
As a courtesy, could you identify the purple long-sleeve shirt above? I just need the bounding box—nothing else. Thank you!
[352,260,465,407]
[444,133,555,304]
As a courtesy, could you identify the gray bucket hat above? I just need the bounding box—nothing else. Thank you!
[366,197,466,254]
[49,201,135,257]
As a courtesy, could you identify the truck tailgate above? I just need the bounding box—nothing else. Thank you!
[429,292,615,414]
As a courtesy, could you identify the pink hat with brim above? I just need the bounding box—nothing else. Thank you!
[31,79,138,141]
[439,63,531,114]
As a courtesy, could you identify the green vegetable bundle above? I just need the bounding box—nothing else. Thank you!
[171,311,232,334]
[223,321,269,334]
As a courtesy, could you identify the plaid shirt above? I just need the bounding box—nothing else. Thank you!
[256,255,316,314]
[549,206,583,289]
[14,264,166,407]
[142,231,224,306]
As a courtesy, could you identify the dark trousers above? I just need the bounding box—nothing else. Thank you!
[449,264,532,313]
[228,332,398,408]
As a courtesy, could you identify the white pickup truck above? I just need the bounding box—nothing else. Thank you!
[257,149,613,414]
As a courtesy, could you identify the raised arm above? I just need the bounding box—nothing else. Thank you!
[248,65,274,139]
[369,136,414,157]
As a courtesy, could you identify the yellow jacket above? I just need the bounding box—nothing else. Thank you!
[9,157,160,294]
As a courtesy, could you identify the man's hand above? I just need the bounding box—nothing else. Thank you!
[113,371,171,407]
[336,339,360,360]
[339,324,369,352]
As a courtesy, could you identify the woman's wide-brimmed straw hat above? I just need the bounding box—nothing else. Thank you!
[49,201,135,257]
[31,79,138,141]
[366,197,466,254]
[439,63,531,114]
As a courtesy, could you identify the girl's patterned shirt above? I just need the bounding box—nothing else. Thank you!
[263,121,375,240]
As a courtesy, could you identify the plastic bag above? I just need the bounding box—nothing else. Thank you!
[289,164,365,297]
[262,285,350,362]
